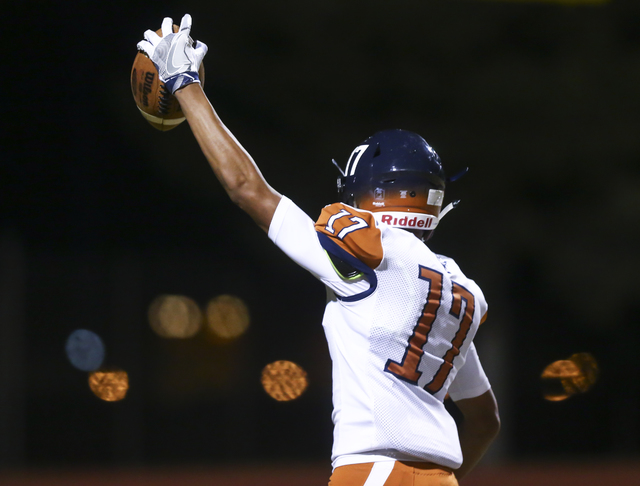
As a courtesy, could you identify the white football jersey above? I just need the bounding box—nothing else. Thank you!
[268,196,491,470]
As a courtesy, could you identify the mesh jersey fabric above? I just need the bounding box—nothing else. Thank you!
[268,196,491,470]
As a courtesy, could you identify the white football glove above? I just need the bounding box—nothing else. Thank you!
[137,14,208,94]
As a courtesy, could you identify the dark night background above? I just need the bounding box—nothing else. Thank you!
[2,0,639,473]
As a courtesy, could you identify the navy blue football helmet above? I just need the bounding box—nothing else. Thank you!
[336,129,457,233]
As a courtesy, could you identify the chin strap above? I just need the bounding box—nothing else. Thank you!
[438,199,460,221]
[438,167,466,222]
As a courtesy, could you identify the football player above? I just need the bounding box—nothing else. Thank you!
[137,14,500,486]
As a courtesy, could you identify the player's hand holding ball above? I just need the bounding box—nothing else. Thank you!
[132,14,207,131]
[137,14,207,93]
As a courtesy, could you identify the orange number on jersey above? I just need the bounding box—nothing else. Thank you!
[384,265,476,394]
[424,281,475,394]
[384,266,443,384]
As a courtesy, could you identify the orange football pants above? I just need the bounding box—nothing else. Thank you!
[328,461,458,486]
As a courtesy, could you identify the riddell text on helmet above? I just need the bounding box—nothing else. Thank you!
[378,214,435,228]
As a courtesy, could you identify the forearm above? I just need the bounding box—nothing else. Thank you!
[455,417,499,480]
[175,83,281,232]
[453,389,500,480]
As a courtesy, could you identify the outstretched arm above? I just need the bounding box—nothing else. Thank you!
[453,388,500,480]
[175,84,281,232]
[137,14,281,232]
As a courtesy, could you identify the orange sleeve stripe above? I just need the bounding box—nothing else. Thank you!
[480,311,488,325]
[315,203,384,270]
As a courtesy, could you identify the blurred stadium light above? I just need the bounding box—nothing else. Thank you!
[65,329,105,372]
[148,295,203,338]
[541,352,599,401]
[205,294,250,340]
[261,360,309,402]
[88,369,129,402]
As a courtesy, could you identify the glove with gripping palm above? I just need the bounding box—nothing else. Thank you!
[137,14,207,94]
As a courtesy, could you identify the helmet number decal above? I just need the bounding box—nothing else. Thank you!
[345,144,369,176]
[324,209,369,240]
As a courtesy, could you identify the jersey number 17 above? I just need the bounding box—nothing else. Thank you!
[384,265,475,395]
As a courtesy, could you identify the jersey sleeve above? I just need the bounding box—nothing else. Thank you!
[447,343,492,402]
[315,203,383,269]
[268,197,370,297]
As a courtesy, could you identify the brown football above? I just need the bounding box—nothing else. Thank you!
[130,25,205,131]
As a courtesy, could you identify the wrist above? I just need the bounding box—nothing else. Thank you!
[165,71,200,94]
[174,80,202,101]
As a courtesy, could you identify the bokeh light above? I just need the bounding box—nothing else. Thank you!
[65,329,105,372]
[568,352,600,392]
[205,295,250,339]
[148,294,203,338]
[88,369,129,402]
[261,360,308,402]
[541,352,599,402]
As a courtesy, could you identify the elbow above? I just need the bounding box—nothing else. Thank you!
[464,401,501,442]
[478,400,501,440]
[487,410,501,440]
[223,175,281,232]
[228,182,261,212]
[226,174,254,208]
[228,185,249,208]
[226,179,275,218]
[455,388,501,440]
[469,410,500,445]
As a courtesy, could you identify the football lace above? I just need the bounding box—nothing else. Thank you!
[158,84,172,115]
